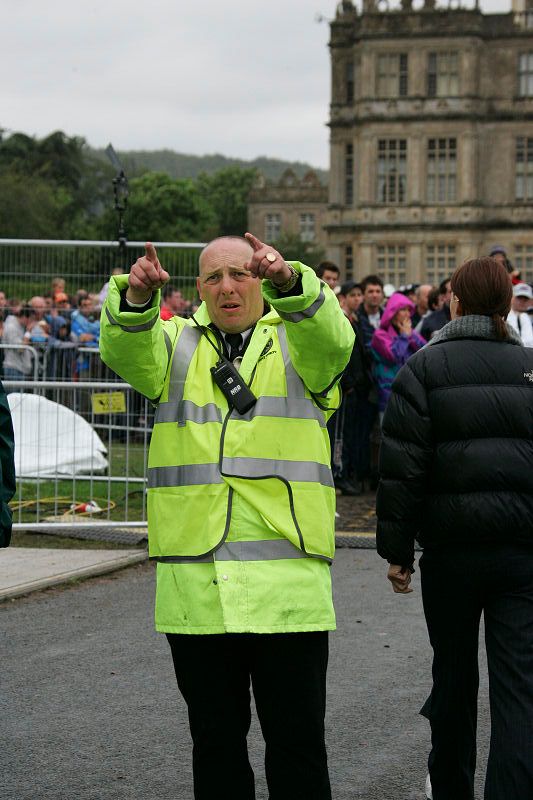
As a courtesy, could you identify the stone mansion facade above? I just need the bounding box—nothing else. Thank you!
[326,0,533,284]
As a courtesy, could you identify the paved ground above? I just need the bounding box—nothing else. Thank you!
[1,548,491,800]
[0,547,146,600]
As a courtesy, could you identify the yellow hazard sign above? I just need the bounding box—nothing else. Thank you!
[91,392,126,414]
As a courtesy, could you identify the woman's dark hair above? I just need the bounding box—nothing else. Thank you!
[450,257,512,340]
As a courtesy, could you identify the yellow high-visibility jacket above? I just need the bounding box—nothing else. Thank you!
[100,263,354,633]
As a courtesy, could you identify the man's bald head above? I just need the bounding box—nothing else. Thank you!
[30,295,46,320]
[198,236,253,276]
[415,284,433,314]
[196,236,263,333]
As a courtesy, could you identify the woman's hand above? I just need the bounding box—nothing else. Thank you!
[387,564,413,593]
[398,318,412,336]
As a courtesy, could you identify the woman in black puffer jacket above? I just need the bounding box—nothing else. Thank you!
[376,257,533,800]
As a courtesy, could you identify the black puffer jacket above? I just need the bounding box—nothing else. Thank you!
[376,315,533,568]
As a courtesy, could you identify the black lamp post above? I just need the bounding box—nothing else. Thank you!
[105,143,129,267]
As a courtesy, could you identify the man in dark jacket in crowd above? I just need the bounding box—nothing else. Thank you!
[0,379,16,547]
[419,278,451,340]
[344,275,383,489]
[331,281,373,494]
[316,261,340,291]
[358,275,384,348]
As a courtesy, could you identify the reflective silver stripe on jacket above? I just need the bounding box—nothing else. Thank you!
[238,396,325,427]
[156,400,222,425]
[152,538,309,563]
[221,456,334,487]
[156,325,202,425]
[215,539,308,561]
[148,457,334,488]
[276,323,306,399]
[105,306,158,333]
[277,288,325,324]
[147,463,223,488]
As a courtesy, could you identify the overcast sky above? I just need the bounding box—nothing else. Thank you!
[1,0,510,169]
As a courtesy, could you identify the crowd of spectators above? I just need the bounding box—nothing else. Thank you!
[320,243,533,497]
[0,277,102,383]
[0,271,203,386]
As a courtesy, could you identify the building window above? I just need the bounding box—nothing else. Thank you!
[516,137,533,201]
[427,138,457,202]
[345,143,354,206]
[514,244,533,283]
[299,213,315,242]
[345,245,354,280]
[427,52,459,97]
[346,61,354,103]
[265,213,282,241]
[377,139,407,204]
[518,53,533,97]
[377,245,407,286]
[425,244,456,285]
[377,53,408,98]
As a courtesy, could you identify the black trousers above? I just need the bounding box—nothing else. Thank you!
[353,394,377,482]
[166,631,331,800]
[420,545,533,800]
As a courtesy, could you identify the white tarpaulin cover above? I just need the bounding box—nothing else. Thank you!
[7,393,108,477]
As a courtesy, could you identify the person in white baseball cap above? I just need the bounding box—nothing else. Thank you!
[507,282,533,346]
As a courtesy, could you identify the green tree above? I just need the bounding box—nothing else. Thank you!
[0,130,108,239]
[197,166,257,236]
[97,172,218,243]
[0,130,86,190]
[0,171,71,238]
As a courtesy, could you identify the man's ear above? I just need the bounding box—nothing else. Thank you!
[196,277,203,300]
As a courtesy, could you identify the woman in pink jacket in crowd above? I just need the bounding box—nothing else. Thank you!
[370,292,426,419]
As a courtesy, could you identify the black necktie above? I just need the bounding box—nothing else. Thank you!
[225,333,243,361]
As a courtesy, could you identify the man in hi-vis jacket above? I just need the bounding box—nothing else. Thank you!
[100,233,353,800]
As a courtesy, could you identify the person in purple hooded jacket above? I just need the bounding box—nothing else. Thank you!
[370,292,426,419]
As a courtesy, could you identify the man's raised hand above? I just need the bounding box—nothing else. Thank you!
[127,242,170,305]
[244,232,293,287]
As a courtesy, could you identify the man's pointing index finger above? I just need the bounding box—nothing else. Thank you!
[244,232,265,252]
[145,242,159,265]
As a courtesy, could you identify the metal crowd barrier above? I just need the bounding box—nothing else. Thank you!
[0,343,117,383]
[0,343,40,382]
[5,380,151,531]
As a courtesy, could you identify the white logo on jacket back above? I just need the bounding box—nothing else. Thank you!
[524,371,533,382]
